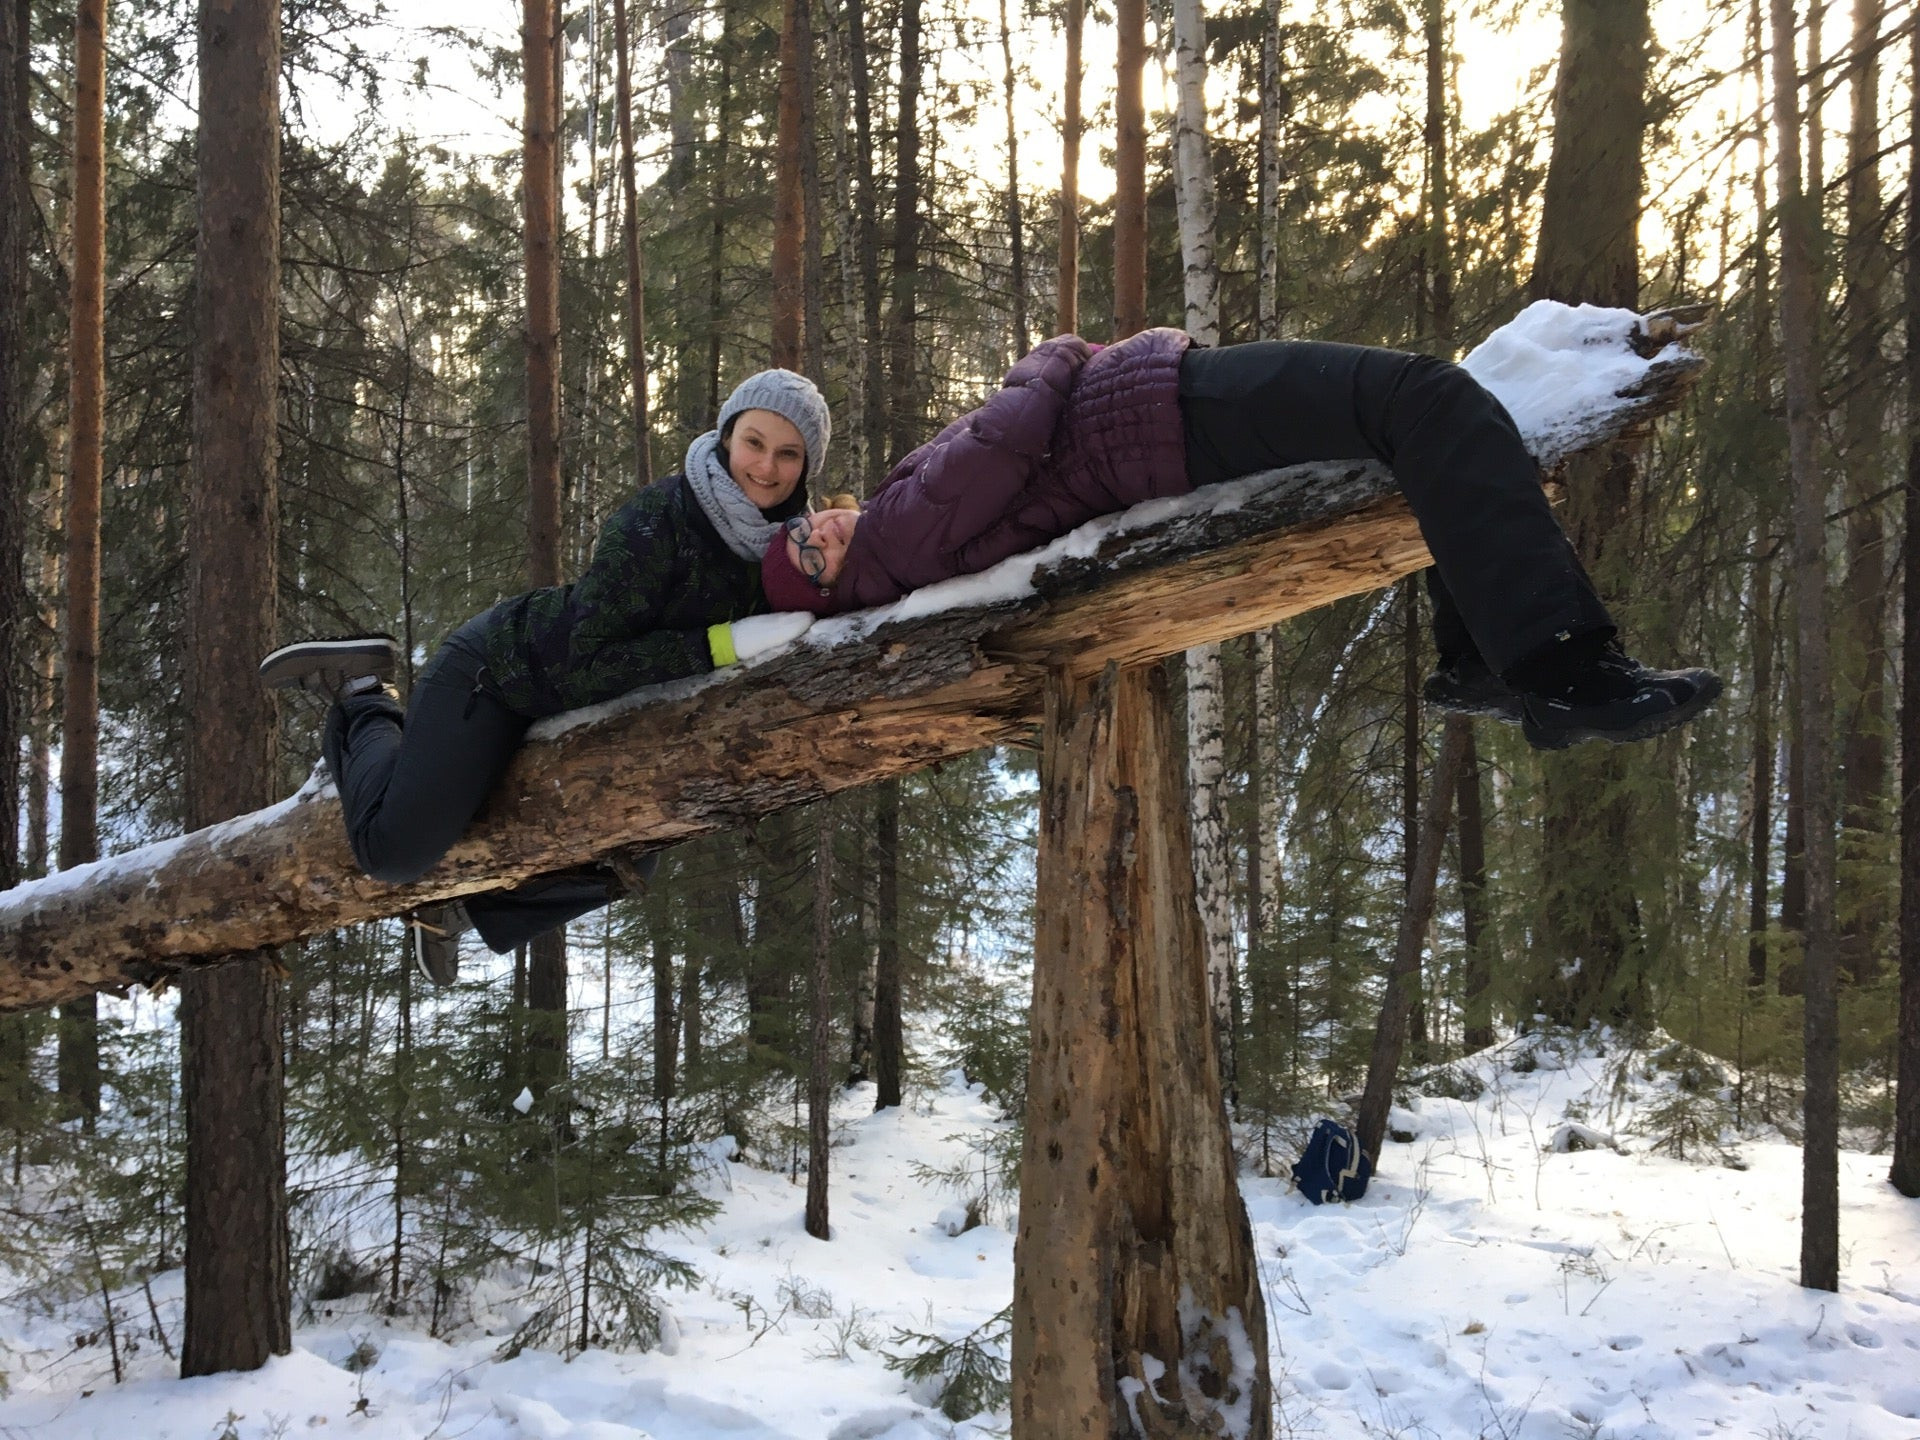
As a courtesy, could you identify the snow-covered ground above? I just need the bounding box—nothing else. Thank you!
[1,1033,1917,1439]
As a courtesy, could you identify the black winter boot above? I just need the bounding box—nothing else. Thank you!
[1505,636,1721,750]
[1422,652,1524,724]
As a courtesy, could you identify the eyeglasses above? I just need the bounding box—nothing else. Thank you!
[784,513,829,585]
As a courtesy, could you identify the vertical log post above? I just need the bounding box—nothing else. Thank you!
[1013,663,1270,1439]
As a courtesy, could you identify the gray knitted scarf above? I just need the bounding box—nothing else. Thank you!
[684,430,791,561]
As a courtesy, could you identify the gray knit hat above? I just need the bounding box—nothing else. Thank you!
[717,369,831,479]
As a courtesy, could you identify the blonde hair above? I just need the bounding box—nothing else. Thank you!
[818,491,863,513]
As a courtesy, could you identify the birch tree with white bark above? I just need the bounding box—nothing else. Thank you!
[1171,0,1234,1078]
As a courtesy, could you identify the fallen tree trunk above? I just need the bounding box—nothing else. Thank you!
[0,314,1703,1011]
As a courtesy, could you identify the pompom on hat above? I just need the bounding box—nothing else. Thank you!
[761,528,841,616]
[717,369,831,479]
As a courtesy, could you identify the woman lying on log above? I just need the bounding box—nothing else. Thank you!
[258,369,837,987]
[764,328,1719,743]
[263,324,1719,991]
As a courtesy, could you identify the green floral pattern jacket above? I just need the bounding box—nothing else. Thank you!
[479,471,804,718]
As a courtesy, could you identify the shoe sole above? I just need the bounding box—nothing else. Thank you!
[411,925,460,987]
[258,636,400,691]
[1424,692,1525,725]
[1522,672,1723,751]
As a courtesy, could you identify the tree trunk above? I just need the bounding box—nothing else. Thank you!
[1748,0,1778,994]
[1527,0,1650,1028]
[1256,0,1281,340]
[1772,0,1841,1292]
[871,778,903,1108]
[1836,0,1889,986]
[180,0,290,1374]
[1012,663,1270,1439]
[1170,0,1232,1086]
[885,0,922,462]
[704,0,736,418]
[1458,728,1493,1052]
[610,0,651,480]
[1358,718,1470,1165]
[524,0,569,1107]
[1422,0,1454,349]
[1112,0,1147,339]
[55,0,106,1127]
[1400,583,1428,1058]
[805,806,833,1238]
[771,0,809,369]
[996,0,1027,357]
[1057,0,1082,336]
[1888,0,1920,1199]
[0,0,25,899]
[841,0,886,480]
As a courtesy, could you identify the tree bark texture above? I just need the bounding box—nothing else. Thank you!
[1256,0,1281,341]
[886,0,923,463]
[180,0,290,1375]
[805,805,833,1237]
[1528,0,1650,1028]
[524,0,563,589]
[1012,663,1270,1440]
[1057,0,1082,336]
[771,0,809,369]
[1112,0,1147,339]
[0,0,27,893]
[57,0,108,1125]
[1422,0,1454,349]
[1169,0,1231,1086]
[1889,0,1920,1199]
[1358,718,1470,1165]
[611,0,651,480]
[524,0,568,1095]
[1771,0,1842,1292]
[0,334,1704,1008]
[841,0,887,480]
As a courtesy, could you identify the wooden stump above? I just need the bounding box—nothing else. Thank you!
[1013,663,1270,1439]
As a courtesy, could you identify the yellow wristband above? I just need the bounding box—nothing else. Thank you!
[707,622,738,668]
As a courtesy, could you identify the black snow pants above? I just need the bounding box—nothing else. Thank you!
[1177,341,1614,673]
[322,611,619,953]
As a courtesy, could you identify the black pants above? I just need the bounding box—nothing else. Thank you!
[1178,341,1614,673]
[323,612,616,953]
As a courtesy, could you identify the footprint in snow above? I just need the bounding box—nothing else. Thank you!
[827,1405,944,1439]
[1310,1362,1353,1391]
[1881,1385,1920,1420]
[1606,1334,1642,1351]
[1846,1324,1883,1349]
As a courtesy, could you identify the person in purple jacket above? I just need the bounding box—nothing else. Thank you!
[758,329,1719,751]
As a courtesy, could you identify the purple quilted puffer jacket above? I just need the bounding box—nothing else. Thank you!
[822,326,1192,614]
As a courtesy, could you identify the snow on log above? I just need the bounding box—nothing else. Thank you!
[0,303,1704,1011]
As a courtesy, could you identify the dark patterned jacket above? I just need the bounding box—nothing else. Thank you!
[479,471,805,718]
[823,327,1192,613]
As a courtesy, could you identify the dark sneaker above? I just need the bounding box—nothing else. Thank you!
[1422,654,1524,724]
[1517,655,1722,751]
[259,633,401,697]
[409,901,471,987]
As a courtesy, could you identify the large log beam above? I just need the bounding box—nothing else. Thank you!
[0,315,1704,1011]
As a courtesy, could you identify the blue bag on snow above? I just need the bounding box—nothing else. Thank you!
[1290,1118,1372,1204]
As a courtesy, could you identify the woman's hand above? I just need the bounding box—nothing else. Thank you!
[708,612,816,667]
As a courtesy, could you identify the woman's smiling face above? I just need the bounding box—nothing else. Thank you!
[726,409,807,509]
